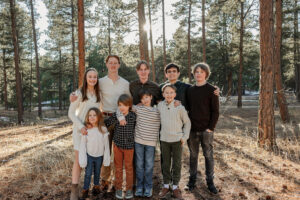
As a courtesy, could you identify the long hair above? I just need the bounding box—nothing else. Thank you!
[84,107,106,134]
[80,68,101,102]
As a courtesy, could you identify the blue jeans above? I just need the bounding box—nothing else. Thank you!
[135,143,155,191]
[83,154,103,190]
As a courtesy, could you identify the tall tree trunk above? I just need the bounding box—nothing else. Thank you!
[29,42,33,111]
[258,0,276,150]
[162,0,166,75]
[274,0,290,123]
[108,9,111,55]
[237,1,244,108]
[71,0,76,90]
[2,49,8,110]
[187,0,192,83]
[9,0,23,123]
[59,49,62,110]
[148,0,155,82]
[137,0,149,63]
[30,0,42,117]
[294,0,300,101]
[77,0,85,87]
[202,0,206,62]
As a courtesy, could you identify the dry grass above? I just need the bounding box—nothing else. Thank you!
[0,103,299,200]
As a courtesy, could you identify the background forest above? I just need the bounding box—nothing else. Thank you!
[0,0,299,114]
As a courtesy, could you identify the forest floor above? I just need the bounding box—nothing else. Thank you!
[0,99,300,200]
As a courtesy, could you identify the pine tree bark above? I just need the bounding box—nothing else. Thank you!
[2,49,8,110]
[59,49,62,110]
[137,0,149,63]
[202,0,206,62]
[294,0,300,101]
[9,0,23,123]
[77,0,85,87]
[108,9,111,55]
[274,0,290,123]
[71,0,76,90]
[237,1,244,108]
[30,43,33,111]
[162,0,166,74]
[148,0,155,82]
[187,0,192,83]
[258,0,276,150]
[30,0,42,117]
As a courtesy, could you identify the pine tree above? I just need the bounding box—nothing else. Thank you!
[258,0,276,150]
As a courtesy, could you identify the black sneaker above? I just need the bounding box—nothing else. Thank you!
[207,183,218,194]
[184,183,196,191]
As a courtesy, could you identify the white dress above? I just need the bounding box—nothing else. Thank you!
[68,90,101,150]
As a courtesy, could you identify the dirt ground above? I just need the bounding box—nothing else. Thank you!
[0,101,299,200]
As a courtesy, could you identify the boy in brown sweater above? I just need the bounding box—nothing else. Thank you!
[185,63,219,194]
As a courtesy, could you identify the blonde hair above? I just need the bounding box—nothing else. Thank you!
[84,107,106,134]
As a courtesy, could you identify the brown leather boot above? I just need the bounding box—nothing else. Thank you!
[172,188,183,200]
[159,187,170,198]
[92,185,101,196]
[81,189,89,199]
[70,184,78,200]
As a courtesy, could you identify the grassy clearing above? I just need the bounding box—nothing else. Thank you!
[0,102,299,200]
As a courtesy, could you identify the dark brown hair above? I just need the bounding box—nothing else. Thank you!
[136,60,150,70]
[117,94,133,110]
[192,63,211,79]
[164,63,180,73]
[138,89,152,101]
[105,55,120,64]
[84,107,106,134]
[81,68,101,102]
[161,83,177,93]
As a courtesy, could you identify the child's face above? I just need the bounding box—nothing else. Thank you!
[88,110,98,126]
[194,67,207,83]
[163,87,176,103]
[86,70,98,87]
[118,102,130,115]
[141,94,152,107]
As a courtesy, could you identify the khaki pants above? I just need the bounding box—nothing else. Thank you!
[100,118,115,183]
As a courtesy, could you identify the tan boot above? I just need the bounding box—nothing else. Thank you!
[70,184,79,200]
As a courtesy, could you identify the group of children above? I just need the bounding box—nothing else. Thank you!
[76,63,219,199]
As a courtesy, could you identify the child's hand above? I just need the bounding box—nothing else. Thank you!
[86,123,93,129]
[69,92,78,102]
[120,119,127,126]
[180,139,184,146]
[174,100,181,107]
[206,129,213,133]
[214,86,220,96]
[81,127,88,135]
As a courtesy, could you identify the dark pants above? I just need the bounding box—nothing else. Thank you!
[83,154,103,190]
[161,141,182,185]
[187,131,214,185]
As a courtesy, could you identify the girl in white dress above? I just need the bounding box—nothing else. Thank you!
[68,68,101,200]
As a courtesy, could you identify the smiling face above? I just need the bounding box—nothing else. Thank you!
[86,70,98,87]
[141,94,152,107]
[88,110,98,127]
[118,102,130,115]
[106,57,120,74]
[163,86,176,104]
[165,67,180,83]
[194,67,207,84]
[137,64,150,82]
